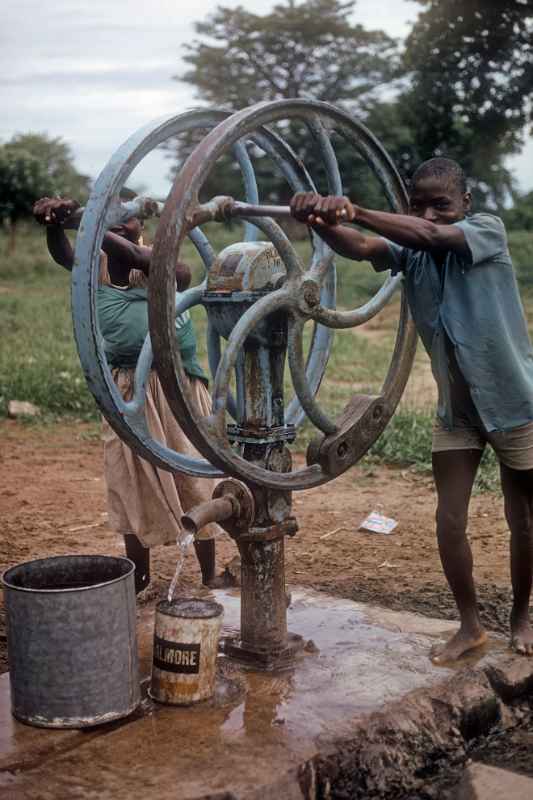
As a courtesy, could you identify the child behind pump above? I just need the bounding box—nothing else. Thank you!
[33,196,222,593]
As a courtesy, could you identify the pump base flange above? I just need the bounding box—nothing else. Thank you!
[221,632,305,670]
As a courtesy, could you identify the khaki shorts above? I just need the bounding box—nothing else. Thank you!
[432,419,533,471]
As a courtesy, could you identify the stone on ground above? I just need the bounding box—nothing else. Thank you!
[7,401,40,419]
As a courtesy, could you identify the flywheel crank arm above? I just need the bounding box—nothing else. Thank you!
[188,197,350,227]
[68,195,292,232]
[62,196,164,230]
[226,202,347,221]
[227,201,293,219]
[185,196,293,228]
[306,394,391,478]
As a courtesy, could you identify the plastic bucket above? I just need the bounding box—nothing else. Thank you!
[1,554,140,728]
[150,598,223,705]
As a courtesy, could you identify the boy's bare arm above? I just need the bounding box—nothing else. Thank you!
[46,227,75,270]
[33,198,79,270]
[291,193,470,260]
[354,206,469,258]
[101,233,152,274]
[290,193,391,271]
[33,197,153,278]
[307,222,392,272]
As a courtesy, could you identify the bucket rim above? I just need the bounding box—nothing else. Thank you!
[156,597,224,619]
[1,554,136,594]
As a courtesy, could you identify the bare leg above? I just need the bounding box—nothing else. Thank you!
[194,539,216,586]
[124,533,150,594]
[431,449,487,663]
[500,463,533,655]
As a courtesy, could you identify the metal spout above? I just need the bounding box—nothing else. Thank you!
[182,496,239,538]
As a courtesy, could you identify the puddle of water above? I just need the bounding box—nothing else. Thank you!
[197,587,462,734]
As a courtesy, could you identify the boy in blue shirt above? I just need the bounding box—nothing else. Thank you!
[291,158,533,663]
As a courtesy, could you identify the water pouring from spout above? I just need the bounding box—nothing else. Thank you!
[167,533,194,602]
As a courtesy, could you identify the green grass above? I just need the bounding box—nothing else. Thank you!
[1,220,532,493]
[366,409,501,494]
[509,230,533,292]
[0,236,97,418]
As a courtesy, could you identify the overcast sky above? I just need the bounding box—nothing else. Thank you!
[2,0,532,198]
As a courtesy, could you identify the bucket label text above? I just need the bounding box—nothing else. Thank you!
[153,636,201,674]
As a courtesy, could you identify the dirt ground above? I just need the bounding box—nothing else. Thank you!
[0,416,516,674]
[2,417,533,797]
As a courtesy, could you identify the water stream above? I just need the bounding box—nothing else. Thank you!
[167,533,194,602]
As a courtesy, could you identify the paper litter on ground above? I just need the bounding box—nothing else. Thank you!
[358,511,398,535]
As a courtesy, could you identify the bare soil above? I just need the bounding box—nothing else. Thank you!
[1,417,531,799]
[0,417,515,673]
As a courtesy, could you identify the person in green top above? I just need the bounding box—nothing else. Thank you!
[291,158,533,664]
[96,281,206,381]
[33,196,222,594]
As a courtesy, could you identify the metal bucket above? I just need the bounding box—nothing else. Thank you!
[150,598,223,705]
[1,554,140,728]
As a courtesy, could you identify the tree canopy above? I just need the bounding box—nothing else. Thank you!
[0,133,90,252]
[403,0,533,205]
[173,0,533,211]
[503,190,533,231]
[0,149,55,252]
[171,0,404,207]
[180,0,400,110]
[3,133,90,203]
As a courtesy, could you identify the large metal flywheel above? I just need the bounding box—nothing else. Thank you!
[72,99,417,492]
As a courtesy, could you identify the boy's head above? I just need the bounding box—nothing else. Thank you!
[409,157,471,224]
[109,216,144,244]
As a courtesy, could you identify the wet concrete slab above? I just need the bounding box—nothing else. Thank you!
[0,587,524,799]
[456,763,533,800]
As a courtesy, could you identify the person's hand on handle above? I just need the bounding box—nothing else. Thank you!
[33,197,80,226]
[290,193,356,226]
[290,192,322,223]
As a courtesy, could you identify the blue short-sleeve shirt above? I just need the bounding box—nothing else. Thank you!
[386,213,533,432]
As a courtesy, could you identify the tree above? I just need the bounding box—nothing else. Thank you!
[167,0,404,206]
[502,190,533,231]
[179,0,400,109]
[3,133,90,202]
[0,148,55,253]
[402,0,533,207]
[0,133,90,253]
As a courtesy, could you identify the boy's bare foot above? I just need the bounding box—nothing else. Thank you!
[430,626,488,665]
[510,614,533,655]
